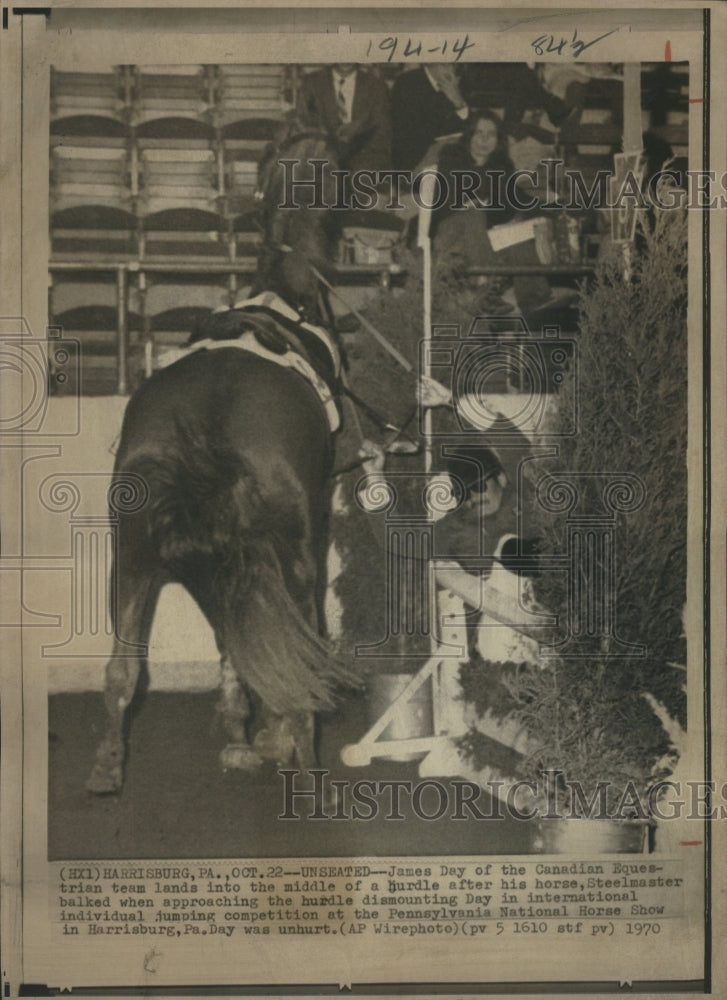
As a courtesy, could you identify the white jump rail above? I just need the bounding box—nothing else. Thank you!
[341,569,550,770]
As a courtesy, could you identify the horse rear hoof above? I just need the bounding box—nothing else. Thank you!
[253,724,296,767]
[86,765,123,795]
[220,743,263,772]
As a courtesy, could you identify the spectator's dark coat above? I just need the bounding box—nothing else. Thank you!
[297,67,392,173]
[391,67,469,172]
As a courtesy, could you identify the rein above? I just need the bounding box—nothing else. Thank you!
[256,128,421,477]
[301,260,414,375]
[338,382,406,435]
[254,233,420,472]
[331,386,420,478]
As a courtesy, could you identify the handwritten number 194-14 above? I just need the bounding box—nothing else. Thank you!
[366,34,475,62]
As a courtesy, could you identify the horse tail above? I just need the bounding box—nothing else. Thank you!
[127,420,356,715]
[221,536,357,715]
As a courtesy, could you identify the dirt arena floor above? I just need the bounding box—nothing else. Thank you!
[49,687,536,859]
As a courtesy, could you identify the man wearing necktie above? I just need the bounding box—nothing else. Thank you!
[297,63,392,174]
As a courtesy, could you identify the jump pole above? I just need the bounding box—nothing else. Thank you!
[340,171,443,770]
[416,171,443,735]
[417,170,436,476]
[341,171,466,770]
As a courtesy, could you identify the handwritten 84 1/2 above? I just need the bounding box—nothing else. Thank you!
[531,27,619,57]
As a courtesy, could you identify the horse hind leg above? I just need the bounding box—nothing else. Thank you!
[217,655,263,772]
[253,709,315,771]
[86,563,162,794]
[85,654,141,793]
[249,584,319,772]
[287,712,317,774]
[254,710,342,811]
[250,533,330,778]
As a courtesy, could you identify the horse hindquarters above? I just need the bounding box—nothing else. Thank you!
[129,402,348,773]
[87,354,351,790]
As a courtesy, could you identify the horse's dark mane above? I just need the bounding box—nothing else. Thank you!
[255,122,336,199]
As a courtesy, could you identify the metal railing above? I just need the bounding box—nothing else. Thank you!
[48,258,405,395]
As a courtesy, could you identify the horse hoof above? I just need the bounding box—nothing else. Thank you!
[220,743,263,772]
[85,765,123,795]
[253,725,295,765]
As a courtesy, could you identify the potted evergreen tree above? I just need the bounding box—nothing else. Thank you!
[457,205,688,851]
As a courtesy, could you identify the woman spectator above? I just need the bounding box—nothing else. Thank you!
[433,109,553,316]
[432,109,514,237]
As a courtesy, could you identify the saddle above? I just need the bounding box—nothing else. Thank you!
[229,292,340,385]
[160,293,342,432]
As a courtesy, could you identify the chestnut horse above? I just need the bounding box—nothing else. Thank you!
[86,125,354,793]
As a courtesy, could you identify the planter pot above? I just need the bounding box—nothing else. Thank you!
[535,818,649,855]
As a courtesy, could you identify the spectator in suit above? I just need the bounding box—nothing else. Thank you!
[460,63,570,136]
[391,64,470,172]
[297,63,392,173]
